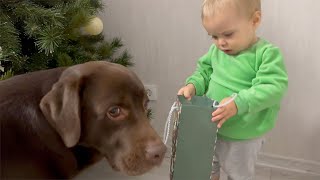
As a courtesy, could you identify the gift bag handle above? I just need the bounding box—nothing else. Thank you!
[212,93,237,108]
[163,101,180,145]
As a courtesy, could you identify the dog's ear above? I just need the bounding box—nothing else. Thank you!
[40,69,83,148]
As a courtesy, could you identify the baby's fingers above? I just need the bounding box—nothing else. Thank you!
[178,89,192,100]
[212,108,225,122]
[177,88,184,95]
[212,107,225,116]
[217,113,233,128]
[217,118,227,128]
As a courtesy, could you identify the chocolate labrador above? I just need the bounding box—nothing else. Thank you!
[0,61,166,179]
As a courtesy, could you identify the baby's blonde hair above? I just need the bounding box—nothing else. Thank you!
[201,0,261,19]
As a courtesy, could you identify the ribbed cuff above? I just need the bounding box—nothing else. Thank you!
[185,80,204,96]
[234,94,249,115]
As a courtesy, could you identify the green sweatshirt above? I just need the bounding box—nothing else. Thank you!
[186,39,288,140]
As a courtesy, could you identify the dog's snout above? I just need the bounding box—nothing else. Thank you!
[145,141,167,164]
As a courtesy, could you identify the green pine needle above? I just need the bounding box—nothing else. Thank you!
[35,26,64,55]
[15,2,64,28]
[147,108,153,120]
[112,50,133,67]
[0,14,21,60]
[111,37,123,49]
[25,52,50,72]
[0,69,14,81]
[57,53,74,67]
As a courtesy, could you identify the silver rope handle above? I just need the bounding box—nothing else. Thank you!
[163,101,180,145]
[212,93,237,108]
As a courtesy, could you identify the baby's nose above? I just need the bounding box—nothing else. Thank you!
[218,39,227,47]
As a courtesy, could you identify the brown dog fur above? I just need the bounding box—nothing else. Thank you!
[0,61,166,179]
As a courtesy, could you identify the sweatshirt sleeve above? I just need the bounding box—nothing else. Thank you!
[234,46,288,115]
[185,45,215,96]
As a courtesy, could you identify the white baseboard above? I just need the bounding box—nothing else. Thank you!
[257,153,320,176]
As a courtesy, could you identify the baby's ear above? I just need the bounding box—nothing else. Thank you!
[252,11,261,27]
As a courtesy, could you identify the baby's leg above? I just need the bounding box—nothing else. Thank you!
[215,136,264,180]
[211,156,220,180]
[211,175,220,180]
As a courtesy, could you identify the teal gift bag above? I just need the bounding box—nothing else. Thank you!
[164,95,220,180]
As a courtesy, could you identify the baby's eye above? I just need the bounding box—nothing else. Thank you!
[211,35,218,40]
[224,33,234,38]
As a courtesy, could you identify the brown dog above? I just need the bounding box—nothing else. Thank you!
[0,61,166,179]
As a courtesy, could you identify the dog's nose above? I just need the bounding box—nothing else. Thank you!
[145,141,167,164]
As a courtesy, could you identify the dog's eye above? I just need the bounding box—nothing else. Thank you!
[108,107,121,117]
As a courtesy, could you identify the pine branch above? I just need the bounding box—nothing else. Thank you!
[73,0,102,15]
[62,0,97,30]
[147,108,153,120]
[90,0,104,12]
[64,8,91,35]
[0,69,14,81]
[0,0,21,6]
[0,13,21,61]
[110,37,123,53]
[25,52,50,72]
[35,25,64,55]
[111,50,133,67]
[29,0,66,7]
[15,2,65,29]
[57,53,74,67]
[82,33,105,43]
[96,42,114,59]
[1,0,133,74]
[10,1,66,55]
[10,55,28,74]
[95,38,123,59]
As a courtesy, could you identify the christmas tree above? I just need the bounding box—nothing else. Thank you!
[0,0,155,119]
[0,0,133,80]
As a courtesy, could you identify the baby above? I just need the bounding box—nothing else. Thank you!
[178,0,288,179]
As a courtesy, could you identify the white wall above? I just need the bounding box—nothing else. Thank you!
[258,0,320,166]
[101,0,320,171]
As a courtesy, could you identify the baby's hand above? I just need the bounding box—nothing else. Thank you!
[212,97,238,128]
[177,84,196,100]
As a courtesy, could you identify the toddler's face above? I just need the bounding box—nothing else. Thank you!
[202,7,260,55]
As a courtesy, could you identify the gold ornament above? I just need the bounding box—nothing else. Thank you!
[81,17,104,35]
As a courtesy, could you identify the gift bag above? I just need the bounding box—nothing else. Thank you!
[164,95,220,180]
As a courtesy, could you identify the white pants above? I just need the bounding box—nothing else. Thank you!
[211,136,265,180]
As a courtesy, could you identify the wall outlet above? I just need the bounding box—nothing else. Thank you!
[144,84,157,101]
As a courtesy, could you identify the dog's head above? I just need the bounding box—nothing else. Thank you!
[40,61,166,175]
